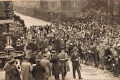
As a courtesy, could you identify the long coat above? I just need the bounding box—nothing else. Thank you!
[50,55,60,75]
[32,64,46,80]
[40,58,51,78]
[21,61,33,80]
[58,52,70,72]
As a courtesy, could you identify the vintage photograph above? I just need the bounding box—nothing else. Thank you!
[0,0,120,80]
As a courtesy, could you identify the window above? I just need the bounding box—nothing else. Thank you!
[51,2,56,7]
[73,1,80,7]
[73,2,76,7]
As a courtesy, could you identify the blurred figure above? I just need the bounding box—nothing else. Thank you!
[21,56,33,80]
[50,50,60,80]
[45,48,52,60]
[58,49,70,80]
[3,58,11,80]
[32,59,46,80]
[4,59,21,80]
[9,59,21,80]
[71,48,82,79]
[40,55,51,80]
[35,51,43,62]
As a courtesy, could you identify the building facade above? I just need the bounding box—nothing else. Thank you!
[40,0,88,13]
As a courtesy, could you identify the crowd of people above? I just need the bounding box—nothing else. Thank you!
[25,21,120,77]
[3,20,120,80]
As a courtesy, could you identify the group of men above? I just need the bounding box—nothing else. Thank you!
[3,47,82,80]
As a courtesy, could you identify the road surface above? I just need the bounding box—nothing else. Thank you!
[14,12,51,28]
[0,60,120,80]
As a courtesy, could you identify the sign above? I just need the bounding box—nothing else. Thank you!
[0,19,14,24]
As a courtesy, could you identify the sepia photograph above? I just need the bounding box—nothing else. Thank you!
[0,0,120,80]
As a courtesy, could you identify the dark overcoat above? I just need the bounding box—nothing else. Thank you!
[50,55,60,75]
[32,64,46,80]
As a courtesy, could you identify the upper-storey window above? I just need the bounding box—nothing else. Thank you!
[51,2,56,7]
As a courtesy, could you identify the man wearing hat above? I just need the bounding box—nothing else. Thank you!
[71,47,82,79]
[50,50,60,80]
[58,49,70,80]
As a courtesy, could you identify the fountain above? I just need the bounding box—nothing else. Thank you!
[0,1,23,68]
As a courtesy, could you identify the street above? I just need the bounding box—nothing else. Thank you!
[0,12,120,80]
[0,60,120,80]
[14,12,51,28]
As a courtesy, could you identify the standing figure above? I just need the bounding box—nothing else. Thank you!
[44,48,51,60]
[58,49,70,80]
[4,59,21,80]
[50,50,60,80]
[9,60,21,80]
[21,57,33,80]
[32,59,46,80]
[71,49,82,79]
[3,58,11,80]
[40,55,51,80]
